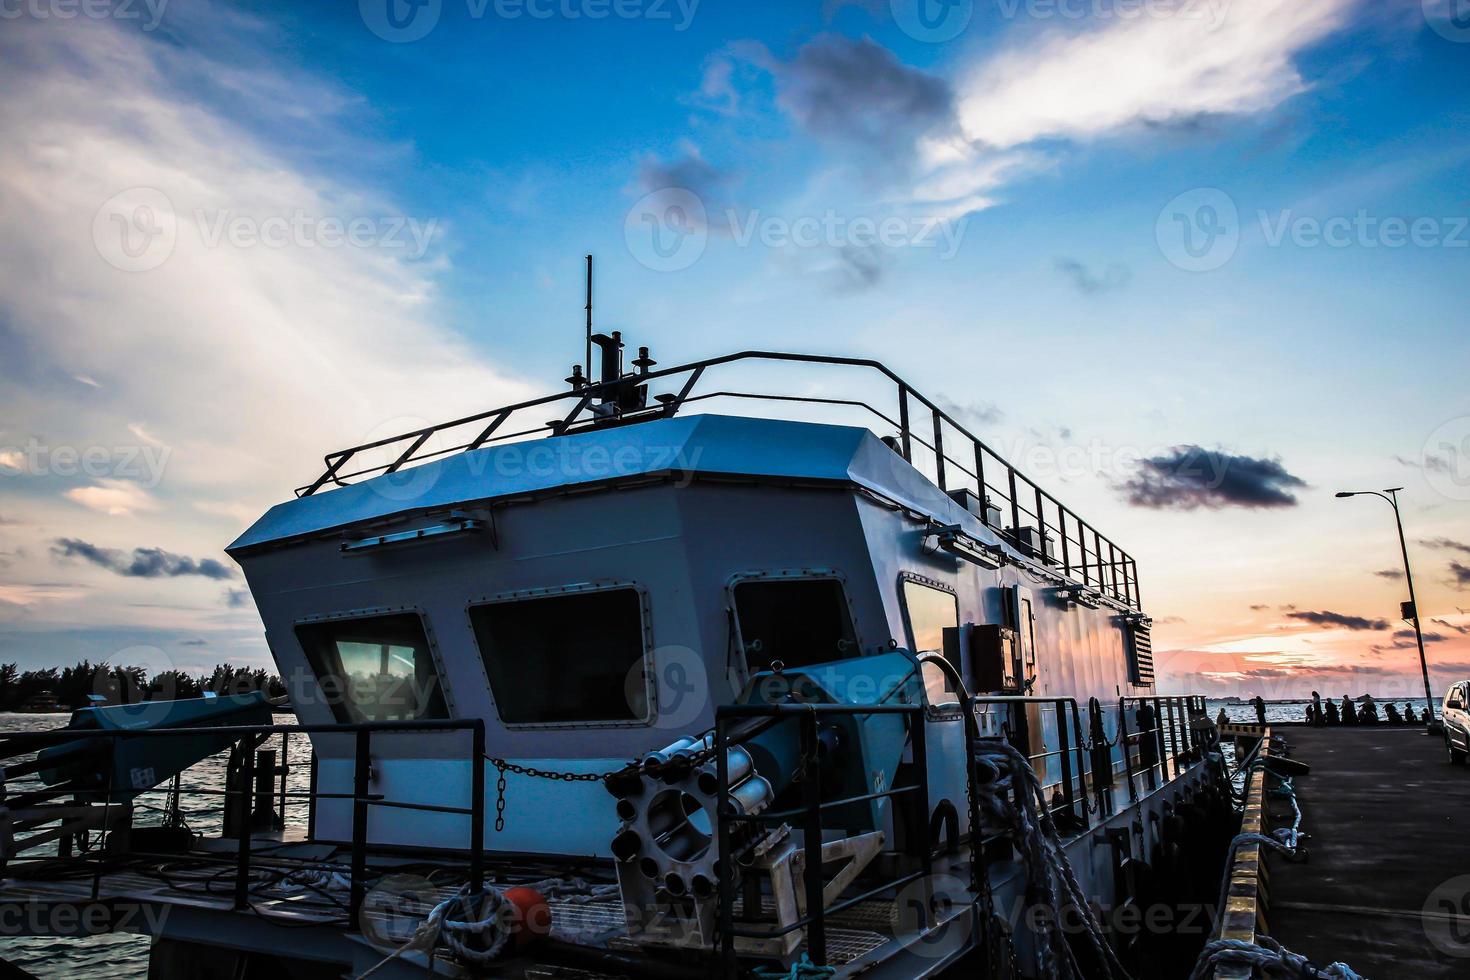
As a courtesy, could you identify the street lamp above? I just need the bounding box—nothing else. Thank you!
[1335,488,1438,728]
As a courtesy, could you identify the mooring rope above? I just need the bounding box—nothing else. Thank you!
[1189,937,1366,980]
[973,738,1135,980]
[355,885,510,978]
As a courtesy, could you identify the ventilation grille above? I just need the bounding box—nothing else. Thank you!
[1128,622,1155,685]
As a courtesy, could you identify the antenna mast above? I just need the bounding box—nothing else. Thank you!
[584,254,593,381]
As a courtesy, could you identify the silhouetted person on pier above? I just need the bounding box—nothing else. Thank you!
[1311,691,1325,727]
[1341,696,1357,725]
[1325,699,1340,725]
[1305,702,1316,725]
[1404,704,1419,725]
[1385,703,1403,725]
[1359,698,1379,725]
[1251,695,1267,726]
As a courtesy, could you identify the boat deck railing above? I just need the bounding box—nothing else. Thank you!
[298,350,1140,610]
[0,718,487,930]
[711,693,1210,972]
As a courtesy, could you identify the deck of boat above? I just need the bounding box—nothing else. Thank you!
[1266,725,1470,978]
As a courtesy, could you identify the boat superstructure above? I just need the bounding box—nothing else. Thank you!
[0,341,1233,979]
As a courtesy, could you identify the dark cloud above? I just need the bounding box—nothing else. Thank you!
[177,638,209,646]
[51,538,234,580]
[222,588,251,608]
[1249,604,1270,611]
[1392,629,1446,644]
[1053,258,1131,295]
[1120,446,1307,510]
[1422,537,1470,555]
[773,36,954,163]
[1451,560,1470,590]
[1432,618,1470,636]
[1284,610,1390,631]
[637,151,729,202]
[834,244,884,291]
[1373,568,1404,580]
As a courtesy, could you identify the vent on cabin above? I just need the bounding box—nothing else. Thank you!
[1127,620,1155,686]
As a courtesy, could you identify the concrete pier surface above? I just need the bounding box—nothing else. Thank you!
[1266,725,1470,978]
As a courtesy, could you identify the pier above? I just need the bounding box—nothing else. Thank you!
[1263,726,1470,978]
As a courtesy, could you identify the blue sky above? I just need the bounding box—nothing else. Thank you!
[0,0,1467,697]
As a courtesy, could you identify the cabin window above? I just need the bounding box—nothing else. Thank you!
[902,578,959,668]
[732,577,858,673]
[469,587,649,725]
[295,613,449,723]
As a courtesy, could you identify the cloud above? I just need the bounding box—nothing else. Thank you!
[1451,561,1470,590]
[64,480,160,517]
[1373,568,1404,580]
[223,588,251,608]
[1250,604,1270,611]
[1433,618,1470,636]
[636,146,730,202]
[178,638,209,646]
[1422,537,1470,555]
[935,396,1004,430]
[51,538,234,580]
[1397,453,1453,474]
[1053,258,1131,295]
[771,35,954,165]
[1393,629,1445,644]
[952,0,1355,150]
[1119,446,1307,510]
[1284,610,1390,631]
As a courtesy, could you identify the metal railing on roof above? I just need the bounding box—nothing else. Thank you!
[298,349,1141,609]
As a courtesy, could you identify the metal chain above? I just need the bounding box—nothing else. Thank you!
[486,755,628,834]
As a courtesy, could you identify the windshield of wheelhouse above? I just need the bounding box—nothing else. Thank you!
[295,613,449,723]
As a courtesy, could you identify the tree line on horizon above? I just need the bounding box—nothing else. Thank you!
[0,660,287,711]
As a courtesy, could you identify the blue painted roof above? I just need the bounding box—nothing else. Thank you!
[229,414,976,554]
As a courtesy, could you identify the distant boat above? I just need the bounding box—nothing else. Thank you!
[16,690,70,713]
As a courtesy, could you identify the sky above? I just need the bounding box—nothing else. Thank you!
[0,0,1467,700]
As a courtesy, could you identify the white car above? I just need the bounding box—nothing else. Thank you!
[1444,681,1470,765]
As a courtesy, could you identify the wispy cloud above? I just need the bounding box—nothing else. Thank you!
[1053,258,1131,295]
[52,538,234,580]
[952,0,1356,149]
[1284,609,1389,631]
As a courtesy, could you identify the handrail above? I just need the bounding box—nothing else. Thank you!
[295,349,1141,610]
[0,718,487,928]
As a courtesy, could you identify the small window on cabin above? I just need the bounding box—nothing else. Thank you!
[902,580,960,663]
[733,578,858,673]
[295,613,449,723]
[469,587,648,725]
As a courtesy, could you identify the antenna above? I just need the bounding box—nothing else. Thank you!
[584,254,593,382]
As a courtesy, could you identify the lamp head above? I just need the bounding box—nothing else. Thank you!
[1334,492,1355,498]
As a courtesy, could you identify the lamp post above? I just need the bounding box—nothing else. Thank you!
[1335,488,1438,728]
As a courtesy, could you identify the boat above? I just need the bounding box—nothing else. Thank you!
[14,690,69,713]
[0,337,1234,978]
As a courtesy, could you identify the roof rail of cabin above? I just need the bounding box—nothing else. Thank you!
[298,344,1142,609]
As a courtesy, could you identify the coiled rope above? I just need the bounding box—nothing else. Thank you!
[357,884,509,978]
[973,738,1135,980]
[1190,937,1365,980]
[751,953,837,979]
